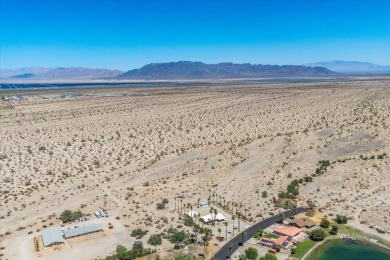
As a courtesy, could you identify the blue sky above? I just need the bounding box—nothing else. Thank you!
[1,0,389,70]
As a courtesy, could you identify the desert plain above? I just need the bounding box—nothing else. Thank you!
[0,78,390,259]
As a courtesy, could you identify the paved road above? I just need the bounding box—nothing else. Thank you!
[212,207,308,260]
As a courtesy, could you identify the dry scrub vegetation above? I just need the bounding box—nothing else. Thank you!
[0,79,389,259]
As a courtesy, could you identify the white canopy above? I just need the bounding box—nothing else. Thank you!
[185,211,199,217]
[200,212,225,222]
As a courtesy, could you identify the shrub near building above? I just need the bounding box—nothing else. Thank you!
[60,210,83,223]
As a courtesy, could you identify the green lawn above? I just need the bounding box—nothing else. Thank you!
[263,233,279,239]
[291,239,317,258]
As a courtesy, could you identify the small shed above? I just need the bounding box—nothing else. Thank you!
[41,227,65,247]
[199,201,209,208]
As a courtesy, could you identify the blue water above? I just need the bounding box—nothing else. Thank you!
[308,239,390,260]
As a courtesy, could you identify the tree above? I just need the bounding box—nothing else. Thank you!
[244,247,258,259]
[241,231,247,245]
[335,215,348,224]
[217,228,222,246]
[116,244,127,254]
[148,234,162,251]
[290,204,297,217]
[279,212,286,223]
[224,221,228,241]
[232,215,236,236]
[194,224,200,242]
[132,241,144,257]
[170,230,187,244]
[330,225,339,235]
[184,216,194,227]
[259,253,278,260]
[213,208,218,223]
[60,210,73,223]
[229,242,234,259]
[60,210,83,223]
[262,191,268,198]
[310,229,326,241]
[320,218,330,228]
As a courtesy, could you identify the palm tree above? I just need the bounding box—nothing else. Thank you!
[213,208,218,223]
[198,198,201,208]
[224,221,228,241]
[232,215,236,236]
[290,204,297,218]
[279,212,286,223]
[219,195,222,206]
[236,211,240,232]
[217,228,222,246]
[223,197,226,208]
[209,207,214,222]
[194,224,200,243]
[241,231,247,245]
[212,193,215,204]
[180,199,183,215]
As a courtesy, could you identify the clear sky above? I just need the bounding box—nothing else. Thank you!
[1,0,389,70]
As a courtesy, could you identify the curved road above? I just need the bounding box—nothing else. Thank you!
[212,207,308,259]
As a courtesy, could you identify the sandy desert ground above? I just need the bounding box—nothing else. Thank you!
[0,78,389,259]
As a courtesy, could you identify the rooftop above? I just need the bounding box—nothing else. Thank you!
[41,227,65,247]
[63,223,103,239]
[273,226,302,237]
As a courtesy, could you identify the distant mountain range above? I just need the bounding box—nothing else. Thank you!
[117,61,336,79]
[306,61,390,74]
[2,61,389,81]
[0,67,123,79]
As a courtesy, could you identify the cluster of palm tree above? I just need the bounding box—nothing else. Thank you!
[191,224,213,252]
[210,193,249,223]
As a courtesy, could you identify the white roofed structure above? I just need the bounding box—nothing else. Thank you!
[41,227,65,247]
[200,213,225,223]
[185,211,199,218]
[63,223,103,239]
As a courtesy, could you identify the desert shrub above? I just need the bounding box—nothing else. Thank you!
[130,228,148,238]
[335,214,348,224]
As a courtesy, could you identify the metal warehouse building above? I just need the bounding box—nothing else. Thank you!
[41,227,65,247]
[63,223,103,239]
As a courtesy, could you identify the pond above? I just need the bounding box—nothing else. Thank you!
[307,239,390,260]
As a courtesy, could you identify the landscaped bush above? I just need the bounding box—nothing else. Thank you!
[310,228,326,241]
[330,225,339,235]
[245,247,258,259]
[335,214,348,224]
[320,218,330,228]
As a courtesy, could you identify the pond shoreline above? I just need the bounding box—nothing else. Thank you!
[303,237,390,260]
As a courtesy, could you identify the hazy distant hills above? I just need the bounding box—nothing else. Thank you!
[4,60,389,81]
[117,61,336,79]
[0,67,123,79]
[306,61,390,74]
